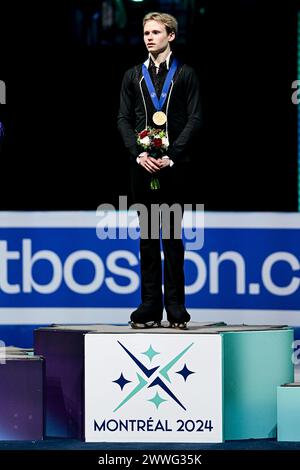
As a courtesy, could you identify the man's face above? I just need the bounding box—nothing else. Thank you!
[143,20,175,54]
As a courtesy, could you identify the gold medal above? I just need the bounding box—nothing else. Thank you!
[152,111,167,126]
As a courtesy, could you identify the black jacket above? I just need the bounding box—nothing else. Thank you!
[117,58,202,163]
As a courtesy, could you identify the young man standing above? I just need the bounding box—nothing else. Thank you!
[118,12,202,329]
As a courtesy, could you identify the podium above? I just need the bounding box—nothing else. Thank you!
[223,328,293,439]
[84,328,223,443]
[34,323,293,442]
[34,323,223,441]
[0,351,44,440]
[34,326,93,439]
[277,383,300,441]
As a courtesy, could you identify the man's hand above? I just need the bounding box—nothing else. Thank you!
[157,157,171,169]
[139,155,161,173]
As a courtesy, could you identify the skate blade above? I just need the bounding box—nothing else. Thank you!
[129,321,161,329]
[168,322,188,330]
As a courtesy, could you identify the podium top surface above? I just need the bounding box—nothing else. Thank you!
[280,382,300,387]
[0,346,41,360]
[35,322,290,335]
[4,356,43,360]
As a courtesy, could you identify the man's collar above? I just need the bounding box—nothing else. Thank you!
[144,51,173,69]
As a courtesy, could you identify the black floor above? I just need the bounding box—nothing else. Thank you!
[0,437,300,450]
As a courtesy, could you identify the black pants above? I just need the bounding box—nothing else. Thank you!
[130,162,192,308]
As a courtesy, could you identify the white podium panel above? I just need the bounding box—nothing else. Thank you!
[84,333,223,443]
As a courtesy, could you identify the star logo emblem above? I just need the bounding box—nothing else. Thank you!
[112,341,195,412]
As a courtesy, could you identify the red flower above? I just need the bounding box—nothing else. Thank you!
[154,138,162,147]
[139,129,149,139]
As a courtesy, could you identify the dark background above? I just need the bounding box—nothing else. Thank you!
[0,0,298,211]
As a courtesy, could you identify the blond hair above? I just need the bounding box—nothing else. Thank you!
[143,12,178,35]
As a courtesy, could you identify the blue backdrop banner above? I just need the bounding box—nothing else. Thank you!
[0,211,299,329]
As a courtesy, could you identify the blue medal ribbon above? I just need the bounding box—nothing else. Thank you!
[142,57,178,111]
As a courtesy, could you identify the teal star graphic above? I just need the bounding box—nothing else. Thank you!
[141,345,160,362]
[148,392,167,410]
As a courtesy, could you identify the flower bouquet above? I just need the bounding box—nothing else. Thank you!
[137,127,169,190]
